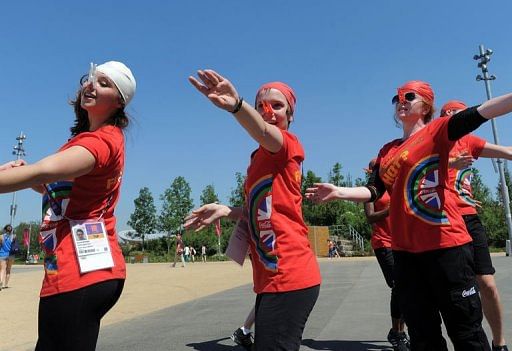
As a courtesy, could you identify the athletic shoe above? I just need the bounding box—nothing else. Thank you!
[387,329,410,351]
[492,343,509,351]
[231,328,253,350]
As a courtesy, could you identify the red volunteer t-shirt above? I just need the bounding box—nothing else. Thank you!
[245,130,321,294]
[448,134,486,216]
[377,117,476,253]
[39,125,126,297]
[370,191,392,250]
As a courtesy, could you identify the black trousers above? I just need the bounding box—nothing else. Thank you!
[394,244,490,351]
[254,284,320,351]
[374,247,401,319]
[36,279,125,351]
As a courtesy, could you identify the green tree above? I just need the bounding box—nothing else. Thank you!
[127,187,157,252]
[229,172,246,207]
[159,176,194,255]
[200,184,219,205]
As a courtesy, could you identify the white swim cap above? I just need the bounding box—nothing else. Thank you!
[96,61,136,105]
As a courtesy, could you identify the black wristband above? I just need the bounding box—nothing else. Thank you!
[231,97,244,114]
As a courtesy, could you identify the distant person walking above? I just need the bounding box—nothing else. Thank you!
[172,233,185,268]
[0,224,17,290]
[201,245,207,263]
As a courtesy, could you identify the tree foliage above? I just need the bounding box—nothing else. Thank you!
[159,176,194,234]
[229,172,246,207]
[127,187,157,251]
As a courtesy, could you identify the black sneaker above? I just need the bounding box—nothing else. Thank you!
[492,343,509,351]
[231,328,253,350]
[387,329,410,351]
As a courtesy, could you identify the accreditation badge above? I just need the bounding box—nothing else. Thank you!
[70,219,114,273]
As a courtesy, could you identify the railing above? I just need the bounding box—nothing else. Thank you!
[329,224,365,253]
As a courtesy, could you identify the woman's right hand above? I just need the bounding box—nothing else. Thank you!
[184,203,230,232]
[188,69,240,112]
[305,183,342,203]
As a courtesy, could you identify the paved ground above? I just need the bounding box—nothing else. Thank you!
[2,255,511,351]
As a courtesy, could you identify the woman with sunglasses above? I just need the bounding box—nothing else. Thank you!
[439,100,508,351]
[306,81,512,350]
[0,61,135,351]
[186,69,321,351]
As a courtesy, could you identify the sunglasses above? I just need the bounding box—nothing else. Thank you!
[391,92,416,105]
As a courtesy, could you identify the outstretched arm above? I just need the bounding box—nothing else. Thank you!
[479,142,512,160]
[0,146,95,193]
[305,183,372,203]
[184,204,243,232]
[189,69,284,153]
[477,93,512,119]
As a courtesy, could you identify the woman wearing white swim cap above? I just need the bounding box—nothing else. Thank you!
[0,60,135,351]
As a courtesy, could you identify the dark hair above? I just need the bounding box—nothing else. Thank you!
[69,89,129,137]
[3,224,12,232]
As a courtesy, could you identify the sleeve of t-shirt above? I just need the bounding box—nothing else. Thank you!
[259,129,304,165]
[462,134,487,159]
[64,131,116,169]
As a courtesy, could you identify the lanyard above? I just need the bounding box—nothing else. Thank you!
[43,183,112,221]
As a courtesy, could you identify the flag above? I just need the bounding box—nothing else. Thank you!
[23,227,30,248]
[214,219,222,237]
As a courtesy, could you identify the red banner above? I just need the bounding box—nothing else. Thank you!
[214,219,222,237]
[23,227,30,248]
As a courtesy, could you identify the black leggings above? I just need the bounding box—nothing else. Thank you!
[254,284,320,351]
[374,247,401,319]
[35,279,124,351]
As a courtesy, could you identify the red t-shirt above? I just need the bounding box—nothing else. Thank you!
[245,130,321,294]
[370,191,392,249]
[377,117,476,253]
[39,125,126,297]
[448,134,486,216]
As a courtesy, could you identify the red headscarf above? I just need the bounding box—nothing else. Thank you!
[397,80,434,107]
[440,100,467,117]
[256,82,297,115]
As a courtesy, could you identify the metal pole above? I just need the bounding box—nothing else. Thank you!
[474,45,512,256]
[9,132,26,226]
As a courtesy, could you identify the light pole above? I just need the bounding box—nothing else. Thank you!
[474,44,512,256]
[10,132,26,226]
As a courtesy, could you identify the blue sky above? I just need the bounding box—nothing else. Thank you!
[0,1,511,231]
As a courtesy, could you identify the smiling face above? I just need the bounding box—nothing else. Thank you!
[256,88,292,130]
[80,72,122,121]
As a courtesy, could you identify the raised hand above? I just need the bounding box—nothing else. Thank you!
[184,203,229,232]
[188,69,239,112]
[305,183,342,204]
[449,153,474,170]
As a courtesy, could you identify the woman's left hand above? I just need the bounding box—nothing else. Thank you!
[189,69,240,112]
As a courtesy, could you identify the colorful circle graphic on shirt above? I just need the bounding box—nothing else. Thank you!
[455,168,477,207]
[248,174,278,272]
[405,155,449,225]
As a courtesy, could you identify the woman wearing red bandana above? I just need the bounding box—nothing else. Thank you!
[306,81,512,351]
[440,100,509,351]
[186,70,321,351]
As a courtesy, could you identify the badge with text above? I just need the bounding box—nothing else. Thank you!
[70,219,114,273]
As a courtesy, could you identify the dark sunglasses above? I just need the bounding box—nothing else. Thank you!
[391,92,416,105]
[79,74,90,86]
